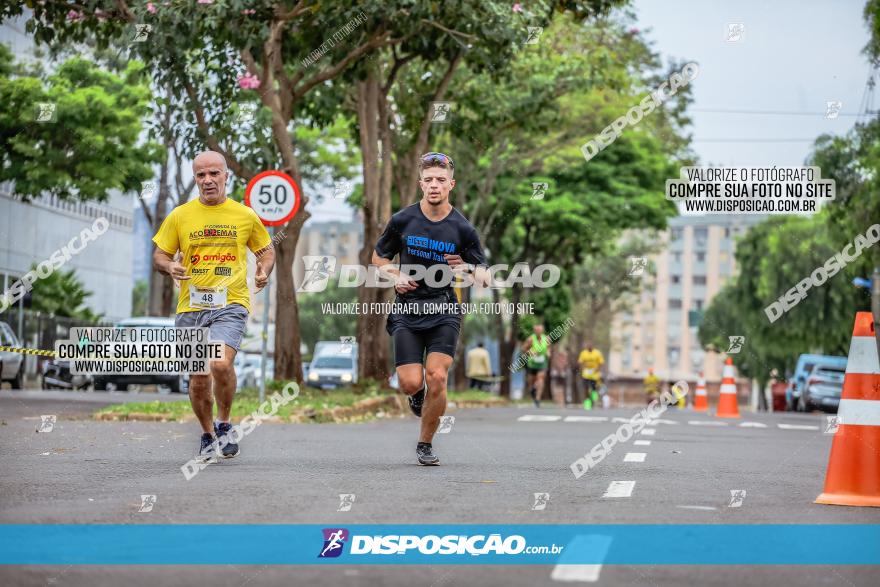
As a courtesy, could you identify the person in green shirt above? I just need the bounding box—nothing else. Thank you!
[521,323,552,408]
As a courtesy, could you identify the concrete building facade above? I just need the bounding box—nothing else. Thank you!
[609,214,766,384]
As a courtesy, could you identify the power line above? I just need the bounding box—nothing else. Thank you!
[691,108,871,117]
[692,138,822,143]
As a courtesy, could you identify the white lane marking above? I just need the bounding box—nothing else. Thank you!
[739,422,767,428]
[623,452,646,463]
[676,505,717,511]
[517,415,562,422]
[634,440,652,446]
[551,535,612,583]
[611,417,631,423]
[650,418,679,425]
[838,399,880,426]
[777,423,819,430]
[640,428,656,436]
[563,416,609,423]
[602,480,636,498]
[688,420,729,426]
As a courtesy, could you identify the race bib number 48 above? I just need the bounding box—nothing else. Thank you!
[189,285,227,310]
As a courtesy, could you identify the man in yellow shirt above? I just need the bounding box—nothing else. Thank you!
[644,368,661,405]
[152,151,274,462]
[577,341,604,410]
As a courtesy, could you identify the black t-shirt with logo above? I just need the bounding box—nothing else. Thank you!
[374,203,487,333]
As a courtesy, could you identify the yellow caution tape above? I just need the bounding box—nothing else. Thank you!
[0,346,56,357]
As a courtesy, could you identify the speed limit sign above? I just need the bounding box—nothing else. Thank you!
[244,170,301,226]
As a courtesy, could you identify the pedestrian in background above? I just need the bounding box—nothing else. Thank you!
[549,347,568,407]
[466,342,491,391]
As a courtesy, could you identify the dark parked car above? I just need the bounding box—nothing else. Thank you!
[41,358,92,390]
[799,364,846,412]
[91,317,188,394]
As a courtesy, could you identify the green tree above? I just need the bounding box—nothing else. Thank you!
[131,278,149,316]
[0,42,160,201]
[296,281,358,358]
[30,267,103,322]
[699,215,866,387]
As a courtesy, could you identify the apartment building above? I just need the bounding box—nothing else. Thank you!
[609,214,766,383]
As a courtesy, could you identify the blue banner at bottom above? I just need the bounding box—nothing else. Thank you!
[1,524,878,565]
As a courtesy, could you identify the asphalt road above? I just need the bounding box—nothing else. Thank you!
[1,389,878,587]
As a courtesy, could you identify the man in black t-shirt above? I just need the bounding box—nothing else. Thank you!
[372,152,489,466]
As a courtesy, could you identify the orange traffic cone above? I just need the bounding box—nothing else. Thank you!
[715,358,740,418]
[815,312,880,507]
[693,372,708,412]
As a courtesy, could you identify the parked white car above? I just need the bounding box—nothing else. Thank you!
[0,322,24,389]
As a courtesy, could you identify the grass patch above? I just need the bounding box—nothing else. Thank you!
[94,380,508,422]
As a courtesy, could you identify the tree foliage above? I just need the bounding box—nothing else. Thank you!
[0,42,160,201]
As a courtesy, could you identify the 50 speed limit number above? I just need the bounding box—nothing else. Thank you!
[244,170,301,226]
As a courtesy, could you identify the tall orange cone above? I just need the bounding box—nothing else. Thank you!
[715,358,740,418]
[693,372,708,412]
[815,312,880,507]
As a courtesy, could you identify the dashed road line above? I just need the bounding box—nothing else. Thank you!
[602,480,636,498]
[517,415,562,422]
[640,428,656,436]
[633,440,651,446]
[623,452,646,463]
[550,535,612,583]
[777,423,819,430]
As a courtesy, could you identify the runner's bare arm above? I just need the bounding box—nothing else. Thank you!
[444,254,491,288]
[372,251,417,293]
[254,245,275,292]
[152,247,190,282]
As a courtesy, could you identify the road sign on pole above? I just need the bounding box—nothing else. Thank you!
[245,171,301,402]
[244,170,301,226]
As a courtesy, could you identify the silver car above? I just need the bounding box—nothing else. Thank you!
[0,322,24,389]
[800,363,846,412]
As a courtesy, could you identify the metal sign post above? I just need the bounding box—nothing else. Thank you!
[259,227,273,404]
[244,170,301,403]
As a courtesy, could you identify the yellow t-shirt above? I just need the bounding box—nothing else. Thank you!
[152,198,272,314]
[578,348,604,380]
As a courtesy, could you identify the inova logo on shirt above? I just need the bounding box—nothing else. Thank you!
[406,235,456,254]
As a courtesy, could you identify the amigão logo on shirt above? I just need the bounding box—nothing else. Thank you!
[201,254,237,263]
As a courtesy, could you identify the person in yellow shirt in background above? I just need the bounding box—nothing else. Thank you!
[644,368,661,405]
[577,341,604,410]
[152,151,274,463]
[466,342,492,391]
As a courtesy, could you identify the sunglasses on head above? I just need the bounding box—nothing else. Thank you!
[420,152,454,168]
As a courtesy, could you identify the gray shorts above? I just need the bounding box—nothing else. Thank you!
[175,303,249,353]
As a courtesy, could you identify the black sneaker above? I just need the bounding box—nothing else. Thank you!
[408,385,426,418]
[417,442,439,466]
[531,387,540,408]
[214,422,240,459]
[198,432,218,462]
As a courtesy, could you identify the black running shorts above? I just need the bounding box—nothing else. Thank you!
[393,325,460,367]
